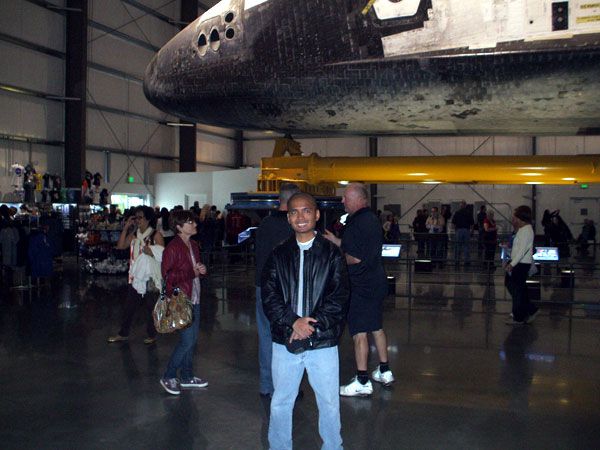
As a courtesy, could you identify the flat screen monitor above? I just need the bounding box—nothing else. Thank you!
[532,247,559,262]
[382,244,402,258]
[237,227,257,244]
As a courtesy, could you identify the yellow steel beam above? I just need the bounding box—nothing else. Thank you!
[259,154,600,186]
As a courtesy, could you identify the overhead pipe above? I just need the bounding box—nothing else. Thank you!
[260,154,600,186]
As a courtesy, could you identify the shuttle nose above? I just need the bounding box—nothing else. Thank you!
[143,23,199,114]
[143,53,161,108]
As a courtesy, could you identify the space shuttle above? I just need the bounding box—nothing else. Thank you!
[144,0,600,136]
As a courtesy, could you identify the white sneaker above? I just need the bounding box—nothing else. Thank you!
[180,377,208,388]
[340,376,373,397]
[371,367,395,386]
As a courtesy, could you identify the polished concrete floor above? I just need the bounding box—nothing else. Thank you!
[1,259,600,450]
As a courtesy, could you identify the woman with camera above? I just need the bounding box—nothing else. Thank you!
[108,206,164,344]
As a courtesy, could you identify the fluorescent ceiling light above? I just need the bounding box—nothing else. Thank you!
[166,122,195,127]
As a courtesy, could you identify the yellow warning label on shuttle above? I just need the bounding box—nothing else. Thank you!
[577,15,600,22]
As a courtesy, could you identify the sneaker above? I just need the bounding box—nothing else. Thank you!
[340,377,373,397]
[505,318,526,326]
[160,378,181,395]
[107,334,128,343]
[371,367,395,386]
[143,337,157,345]
[180,377,208,388]
[526,309,540,324]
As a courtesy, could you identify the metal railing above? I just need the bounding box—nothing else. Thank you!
[201,240,600,321]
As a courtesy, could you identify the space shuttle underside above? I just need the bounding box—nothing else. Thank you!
[144,0,600,135]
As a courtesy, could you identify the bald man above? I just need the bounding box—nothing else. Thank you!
[324,183,395,396]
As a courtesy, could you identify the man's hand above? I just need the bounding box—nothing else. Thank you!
[142,244,153,256]
[290,317,317,342]
[505,263,513,274]
[345,253,361,265]
[323,229,341,247]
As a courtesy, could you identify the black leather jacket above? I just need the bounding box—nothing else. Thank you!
[261,233,349,350]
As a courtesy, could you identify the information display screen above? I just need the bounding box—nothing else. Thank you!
[532,247,559,262]
[238,227,257,244]
[382,244,402,258]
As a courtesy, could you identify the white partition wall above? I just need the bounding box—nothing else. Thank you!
[155,168,260,210]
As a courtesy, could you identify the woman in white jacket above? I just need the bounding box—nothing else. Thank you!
[505,205,539,325]
[108,206,164,344]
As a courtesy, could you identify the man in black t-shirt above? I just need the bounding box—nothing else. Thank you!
[452,201,474,264]
[254,183,300,397]
[324,183,395,397]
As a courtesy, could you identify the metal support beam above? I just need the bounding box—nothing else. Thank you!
[197,1,211,12]
[234,130,244,169]
[89,20,159,52]
[181,0,199,29]
[179,122,197,172]
[532,136,538,233]
[369,137,378,211]
[120,0,180,26]
[64,0,87,189]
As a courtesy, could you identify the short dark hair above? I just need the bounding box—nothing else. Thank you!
[288,192,317,210]
[170,210,195,234]
[279,183,300,205]
[514,205,532,224]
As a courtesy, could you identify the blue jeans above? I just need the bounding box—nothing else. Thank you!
[164,304,200,381]
[455,228,471,262]
[256,287,274,395]
[269,343,342,450]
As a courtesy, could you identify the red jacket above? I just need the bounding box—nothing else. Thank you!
[161,235,204,298]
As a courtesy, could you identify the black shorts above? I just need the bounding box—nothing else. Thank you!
[347,288,385,336]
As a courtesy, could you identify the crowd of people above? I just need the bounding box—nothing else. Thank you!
[3,190,597,449]
[0,204,63,285]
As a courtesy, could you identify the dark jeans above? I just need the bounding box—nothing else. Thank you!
[256,287,274,395]
[164,304,201,380]
[415,233,427,256]
[427,234,444,260]
[484,241,496,263]
[506,263,538,322]
[119,285,157,338]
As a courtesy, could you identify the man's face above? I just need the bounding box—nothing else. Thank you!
[288,197,320,235]
[342,188,362,214]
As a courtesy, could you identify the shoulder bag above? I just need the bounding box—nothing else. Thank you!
[153,278,192,334]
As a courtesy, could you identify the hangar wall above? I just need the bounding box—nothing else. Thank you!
[1,0,598,226]
[0,0,235,202]
[244,135,600,233]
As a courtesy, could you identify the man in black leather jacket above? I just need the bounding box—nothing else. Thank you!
[262,192,349,450]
